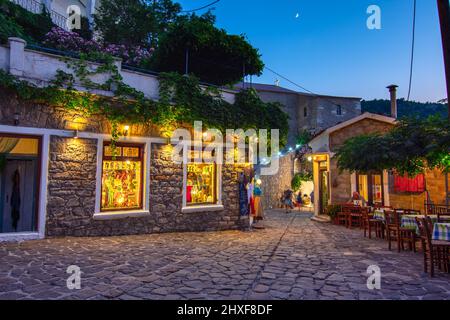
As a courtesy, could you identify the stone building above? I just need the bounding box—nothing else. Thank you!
[0,38,250,241]
[308,112,449,216]
[239,83,361,209]
[237,83,362,147]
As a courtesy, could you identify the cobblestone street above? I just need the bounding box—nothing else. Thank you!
[0,210,449,300]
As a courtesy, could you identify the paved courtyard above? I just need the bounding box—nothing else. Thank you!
[0,210,449,300]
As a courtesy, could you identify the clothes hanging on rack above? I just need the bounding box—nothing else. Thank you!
[238,172,249,216]
[253,184,264,220]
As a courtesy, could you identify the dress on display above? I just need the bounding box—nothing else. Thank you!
[253,185,264,220]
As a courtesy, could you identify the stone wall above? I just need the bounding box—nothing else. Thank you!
[0,89,248,237]
[0,88,159,137]
[260,153,295,209]
[329,158,352,204]
[45,137,248,237]
[389,169,448,212]
[329,118,394,152]
[327,118,395,205]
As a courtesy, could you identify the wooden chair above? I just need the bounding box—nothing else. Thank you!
[336,205,351,227]
[348,206,363,229]
[403,209,421,215]
[417,217,450,276]
[437,209,450,223]
[374,204,392,210]
[416,217,435,276]
[362,207,383,239]
[385,210,417,252]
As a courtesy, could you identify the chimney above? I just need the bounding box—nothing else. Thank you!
[387,84,398,118]
[275,79,280,87]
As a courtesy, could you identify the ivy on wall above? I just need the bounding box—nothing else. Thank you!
[0,52,289,150]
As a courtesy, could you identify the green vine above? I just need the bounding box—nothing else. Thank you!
[0,52,289,152]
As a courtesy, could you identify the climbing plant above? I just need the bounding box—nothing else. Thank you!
[0,52,289,153]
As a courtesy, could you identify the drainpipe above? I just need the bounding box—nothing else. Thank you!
[387,85,398,118]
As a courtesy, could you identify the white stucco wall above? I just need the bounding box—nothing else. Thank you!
[1,40,236,105]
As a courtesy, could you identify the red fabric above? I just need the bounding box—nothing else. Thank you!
[394,174,425,193]
[250,197,255,216]
[187,186,193,203]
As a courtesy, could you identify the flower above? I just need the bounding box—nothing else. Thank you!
[43,27,153,66]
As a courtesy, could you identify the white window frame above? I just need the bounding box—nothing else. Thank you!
[182,162,223,213]
[93,137,152,220]
[0,125,50,241]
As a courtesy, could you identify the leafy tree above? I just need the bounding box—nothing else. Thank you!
[149,12,264,85]
[296,129,312,146]
[336,116,450,176]
[0,0,53,43]
[362,99,448,119]
[93,0,181,47]
[291,172,313,191]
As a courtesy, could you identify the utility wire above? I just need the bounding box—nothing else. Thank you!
[181,0,221,13]
[407,0,417,101]
[264,66,343,108]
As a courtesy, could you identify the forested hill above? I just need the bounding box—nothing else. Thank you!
[361,99,448,119]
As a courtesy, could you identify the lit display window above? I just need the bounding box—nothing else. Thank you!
[101,143,143,211]
[186,163,217,205]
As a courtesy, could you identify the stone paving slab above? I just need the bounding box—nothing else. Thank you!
[0,210,449,300]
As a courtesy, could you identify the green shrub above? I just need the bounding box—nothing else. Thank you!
[325,204,341,219]
[0,0,54,43]
[291,172,313,191]
[73,16,93,40]
[0,13,30,44]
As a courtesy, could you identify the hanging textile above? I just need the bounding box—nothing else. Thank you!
[394,173,425,193]
[238,173,249,216]
[0,138,19,153]
[10,169,21,231]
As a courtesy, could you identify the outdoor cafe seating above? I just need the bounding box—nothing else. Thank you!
[334,202,450,277]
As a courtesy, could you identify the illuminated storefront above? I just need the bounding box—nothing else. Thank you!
[101,143,144,211]
[186,163,217,205]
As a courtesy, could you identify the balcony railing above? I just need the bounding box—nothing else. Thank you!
[10,0,68,30]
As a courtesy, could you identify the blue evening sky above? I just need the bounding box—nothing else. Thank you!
[176,0,447,102]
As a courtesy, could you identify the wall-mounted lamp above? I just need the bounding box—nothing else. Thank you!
[307,156,313,162]
[73,130,79,139]
[13,112,20,126]
[123,125,130,137]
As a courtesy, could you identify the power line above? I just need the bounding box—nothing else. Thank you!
[181,0,221,13]
[264,66,343,108]
[407,0,417,101]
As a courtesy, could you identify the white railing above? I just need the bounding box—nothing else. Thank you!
[11,0,42,14]
[50,10,68,30]
[10,0,68,30]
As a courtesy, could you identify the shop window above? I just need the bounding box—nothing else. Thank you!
[186,163,217,205]
[371,174,383,205]
[357,173,384,205]
[101,143,144,211]
[358,175,369,202]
